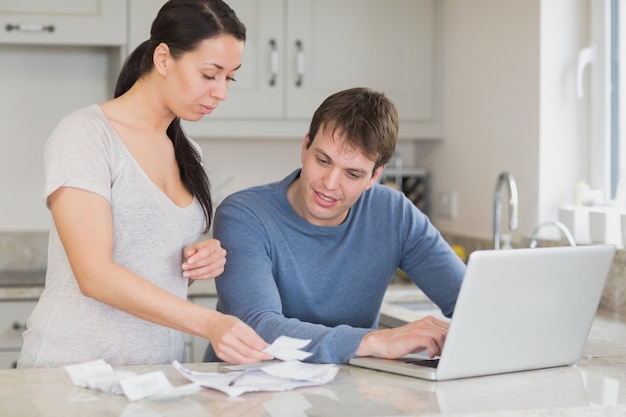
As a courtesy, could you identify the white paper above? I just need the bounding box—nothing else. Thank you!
[65,361,201,401]
[260,360,338,382]
[263,336,313,361]
[65,359,114,387]
[64,336,329,400]
[119,371,176,401]
[172,360,338,398]
[85,371,137,395]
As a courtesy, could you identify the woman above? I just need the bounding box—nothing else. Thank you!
[18,0,271,367]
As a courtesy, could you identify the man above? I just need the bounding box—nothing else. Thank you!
[204,87,465,364]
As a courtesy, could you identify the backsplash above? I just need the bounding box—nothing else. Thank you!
[0,232,48,271]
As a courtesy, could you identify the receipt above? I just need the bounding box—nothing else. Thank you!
[173,359,338,397]
[263,336,312,361]
[119,371,201,401]
[65,361,201,401]
[64,336,328,400]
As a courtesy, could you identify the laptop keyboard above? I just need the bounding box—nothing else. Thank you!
[404,358,439,368]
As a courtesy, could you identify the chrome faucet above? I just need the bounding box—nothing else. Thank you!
[493,172,519,250]
[529,221,576,248]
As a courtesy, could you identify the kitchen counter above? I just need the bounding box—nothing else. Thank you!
[0,270,45,300]
[0,308,625,416]
[0,270,217,300]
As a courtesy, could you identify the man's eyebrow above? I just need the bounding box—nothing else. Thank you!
[347,167,369,176]
[314,148,330,158]
[314,148,369,175]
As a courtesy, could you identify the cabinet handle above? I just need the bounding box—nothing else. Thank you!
[6,23,55,33]
[294,40,305,87]
[269,39,279,87]
[12,321,26,332]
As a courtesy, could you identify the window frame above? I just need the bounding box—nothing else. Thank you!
[588,0,613,200]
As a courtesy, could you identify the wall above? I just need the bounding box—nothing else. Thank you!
[0,45,112,231]
[418,0,588,245]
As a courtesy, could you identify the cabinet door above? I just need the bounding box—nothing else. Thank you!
[0,0,127,46]
[286,0,437,125]
[210,0,284,120]
[0,351,19,369]
[0,300,36,349]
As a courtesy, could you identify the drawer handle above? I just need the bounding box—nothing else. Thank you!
[6,23,55,33]
[12,321,26,332]
[268,38,279,87]
[294,40,305,87]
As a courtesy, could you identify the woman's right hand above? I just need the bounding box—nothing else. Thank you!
[207,312,273,364]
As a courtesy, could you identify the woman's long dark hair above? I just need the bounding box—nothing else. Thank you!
[114,0,246,233]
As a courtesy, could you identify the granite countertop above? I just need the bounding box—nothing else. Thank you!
[0,270,46,300]
[0,270,217,300]
[0,307,625,416]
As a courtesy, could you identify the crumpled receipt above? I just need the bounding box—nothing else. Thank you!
[264,335,313,361]
[173,336,338,397]
[65,360,201,401]
[173,360,338,398]
[64,336,338,400]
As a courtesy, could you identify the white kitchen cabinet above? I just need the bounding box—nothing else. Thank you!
[0,0,127,46]
[128,0,442,140]
[0,300,37,369]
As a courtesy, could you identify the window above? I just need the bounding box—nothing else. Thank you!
[589,0,624,202]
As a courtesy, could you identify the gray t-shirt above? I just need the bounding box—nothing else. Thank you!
[18,104,205,368]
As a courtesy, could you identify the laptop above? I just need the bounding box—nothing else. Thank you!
[349,244,616,381]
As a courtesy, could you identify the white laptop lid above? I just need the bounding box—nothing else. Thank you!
[349,244,616,381]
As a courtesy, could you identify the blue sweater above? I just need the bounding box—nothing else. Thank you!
[205,169,465,363]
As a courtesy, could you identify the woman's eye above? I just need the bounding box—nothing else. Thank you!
[203,74,216,80]
[226,76,237,82]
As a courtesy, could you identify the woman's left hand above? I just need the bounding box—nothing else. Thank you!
[182,239,227,280]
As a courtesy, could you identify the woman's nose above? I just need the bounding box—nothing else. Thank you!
[212,79,229,101]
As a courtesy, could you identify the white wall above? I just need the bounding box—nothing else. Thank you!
[0,0,590,244]
[0,45,111,231]
[418,0,588,243]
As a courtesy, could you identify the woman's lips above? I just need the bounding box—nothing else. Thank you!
[200,105,215,115]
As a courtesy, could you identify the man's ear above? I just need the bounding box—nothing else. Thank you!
[300,133,310,163]
[153,43,171,76]
[365,165,384,190]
